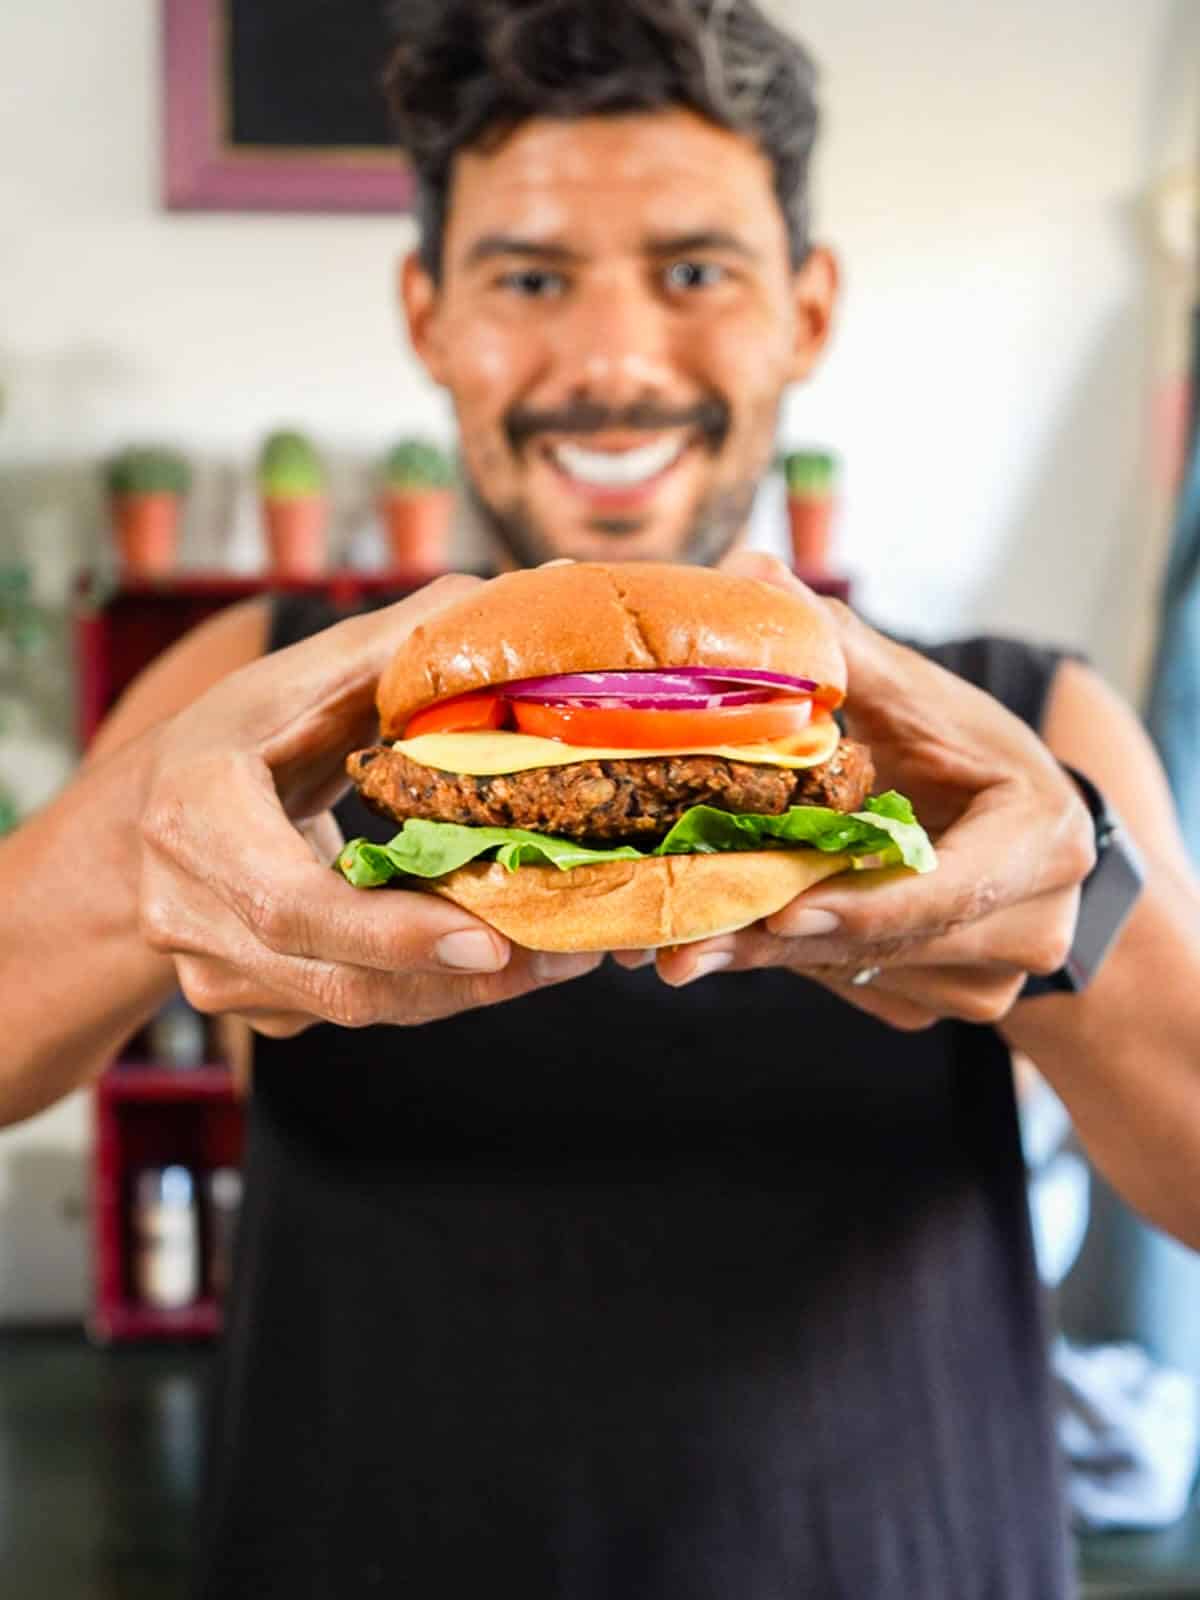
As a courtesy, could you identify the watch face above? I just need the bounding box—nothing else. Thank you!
[1065,828,1145,990]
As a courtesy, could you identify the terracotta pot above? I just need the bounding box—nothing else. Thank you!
[112,493,181,577]
[262,497,328,576]
[379,489,454,574]
[786,495,834,575]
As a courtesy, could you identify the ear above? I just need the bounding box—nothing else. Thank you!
[787,245,839,383]
[400,252,448,386]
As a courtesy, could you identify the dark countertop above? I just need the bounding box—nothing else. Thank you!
[0,1329,1196,1598]
[0,1328,210,1600]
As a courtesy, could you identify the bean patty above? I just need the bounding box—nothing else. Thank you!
[347,740,875,847]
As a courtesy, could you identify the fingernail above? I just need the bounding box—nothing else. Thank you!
[676,951,734,986]
[532,951,601,983]
[614,950,656,969]
[769,908,841,938]
[539,558,575,568]
[436,930,507,972]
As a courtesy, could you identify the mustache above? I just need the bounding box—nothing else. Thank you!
[506,397,730,453]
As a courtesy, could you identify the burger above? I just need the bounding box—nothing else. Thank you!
[336,562,934,950]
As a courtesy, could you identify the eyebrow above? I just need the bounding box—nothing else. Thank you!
[643,230,760,262]
[462,229,760,269]
[463,235,585,268]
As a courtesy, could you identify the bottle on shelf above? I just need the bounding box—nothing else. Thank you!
[131,1164,201,1310]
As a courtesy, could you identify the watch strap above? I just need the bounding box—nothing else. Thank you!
[1019,763,1144,998]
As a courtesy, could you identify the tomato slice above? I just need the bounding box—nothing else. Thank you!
[404,692,509,739]
[510,696,817,749]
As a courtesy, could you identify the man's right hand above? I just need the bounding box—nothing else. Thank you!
[136,575,601,1038]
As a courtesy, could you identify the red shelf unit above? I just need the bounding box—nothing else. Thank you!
[77,568,433,1343]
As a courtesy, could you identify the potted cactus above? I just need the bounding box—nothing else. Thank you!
[105,446,191,577]
[258,430,328,577]
[378,438,456,573]
[781,449,838,575]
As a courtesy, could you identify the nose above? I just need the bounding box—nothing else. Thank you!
[549,272,677,411]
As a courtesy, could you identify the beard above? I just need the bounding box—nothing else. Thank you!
[461,467,759,571]
[461,391,760,570]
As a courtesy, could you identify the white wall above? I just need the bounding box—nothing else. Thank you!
[774,0,1197,665]
[0,0,1194,1318]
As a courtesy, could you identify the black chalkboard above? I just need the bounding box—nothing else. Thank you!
[228,0,395,150]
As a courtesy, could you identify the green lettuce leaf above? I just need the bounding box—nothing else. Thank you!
[336,789,935,889]
[338,820,644,887]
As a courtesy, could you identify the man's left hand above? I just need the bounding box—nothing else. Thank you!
[616,553,1096,1029]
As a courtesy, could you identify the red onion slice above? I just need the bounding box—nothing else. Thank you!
[672,667,820,693]
[501,668,818,703]
[553,690,770,710]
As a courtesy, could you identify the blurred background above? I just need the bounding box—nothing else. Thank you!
[2,1,1200,1595]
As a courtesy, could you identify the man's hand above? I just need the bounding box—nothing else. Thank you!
[137,575,599,1038]
[621,553,1095,1028]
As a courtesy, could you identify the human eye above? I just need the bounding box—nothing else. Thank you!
[497,268,568,299]
[663,260,729,293]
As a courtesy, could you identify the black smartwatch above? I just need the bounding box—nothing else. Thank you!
[1019,764,1145,998]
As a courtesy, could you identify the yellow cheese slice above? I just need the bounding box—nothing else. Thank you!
[392,721,841,776]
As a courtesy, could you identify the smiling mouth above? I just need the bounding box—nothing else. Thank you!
[543,434,694,495]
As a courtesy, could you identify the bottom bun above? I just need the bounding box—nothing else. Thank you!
[424,850,853,953]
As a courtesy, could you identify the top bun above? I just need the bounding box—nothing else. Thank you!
[377,561,846,740]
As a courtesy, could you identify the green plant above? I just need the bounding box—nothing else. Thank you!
[781,449,837,499]
[258,430,325,498]
[0,566,46,657]
[105,446,191,499]
[381,438,456,493]
[0,565,47,837]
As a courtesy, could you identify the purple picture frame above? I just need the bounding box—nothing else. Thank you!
[163,0,415,213]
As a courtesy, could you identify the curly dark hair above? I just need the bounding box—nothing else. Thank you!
[383,0,820,281]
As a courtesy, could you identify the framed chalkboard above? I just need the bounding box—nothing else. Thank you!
[164,0,415,212]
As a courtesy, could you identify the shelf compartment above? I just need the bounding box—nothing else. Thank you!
[88,1297,223,1344]
[100,1064,239,1104]
[92,1067,245,1345]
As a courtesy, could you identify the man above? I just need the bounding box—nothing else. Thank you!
[2,2,1198,1594]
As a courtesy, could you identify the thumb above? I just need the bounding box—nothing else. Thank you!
[717,548,803,590]
[254,573,486,767]
[714,549,926,739]
[273,573,485,710]
[718,550,846,639]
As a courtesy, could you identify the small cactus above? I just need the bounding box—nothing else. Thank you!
[105,446,191,498]
[258,430,325,499]
[781,449,837,498]
[381,438,456,493]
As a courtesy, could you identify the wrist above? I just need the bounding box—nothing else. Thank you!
[89,724,162,915]
[1019,763,1145,999]
[0,730,178,1123]
[42,731,175,1035]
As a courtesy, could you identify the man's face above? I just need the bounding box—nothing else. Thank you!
[403,108,836,567]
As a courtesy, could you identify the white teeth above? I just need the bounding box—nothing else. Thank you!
[553,436,687,488]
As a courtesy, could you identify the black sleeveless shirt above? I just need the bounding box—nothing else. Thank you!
[193,599,1075,1600]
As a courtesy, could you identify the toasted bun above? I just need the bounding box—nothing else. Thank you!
[422,849,853,952]
[377,562,845,740]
